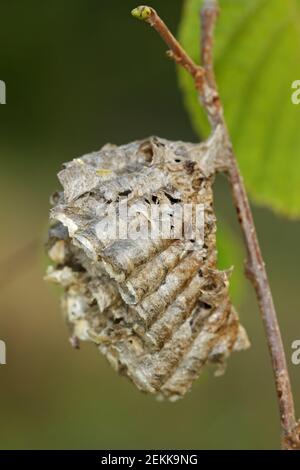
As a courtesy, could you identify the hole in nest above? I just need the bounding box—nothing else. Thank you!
[164,192,181,204]
[71,263,86,273]
[198,300,211,310]
[205,283,217,291]
[139,142,154,162]
[118,189,131,197]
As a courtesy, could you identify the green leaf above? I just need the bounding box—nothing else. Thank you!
[179,0,300,217]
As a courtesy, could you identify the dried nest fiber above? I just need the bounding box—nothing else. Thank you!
[45,130,249,401]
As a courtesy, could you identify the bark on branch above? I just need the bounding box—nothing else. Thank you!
[132,1,300,449]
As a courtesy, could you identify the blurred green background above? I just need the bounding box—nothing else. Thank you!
[0,0,299,450]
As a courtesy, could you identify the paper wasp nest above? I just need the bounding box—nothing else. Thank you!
[45,127,249,400]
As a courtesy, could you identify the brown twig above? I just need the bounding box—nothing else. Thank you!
[132,6,205,90]
[132,2,300,449]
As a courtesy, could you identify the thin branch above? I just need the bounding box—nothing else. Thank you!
[201,0,298,448]
[201,0,219,89]
[132,2,300,449]
[131,6,205,90]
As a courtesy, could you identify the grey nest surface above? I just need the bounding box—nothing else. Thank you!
[45,132,249,401]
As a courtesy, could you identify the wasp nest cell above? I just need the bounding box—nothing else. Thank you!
[45,128,249,400]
